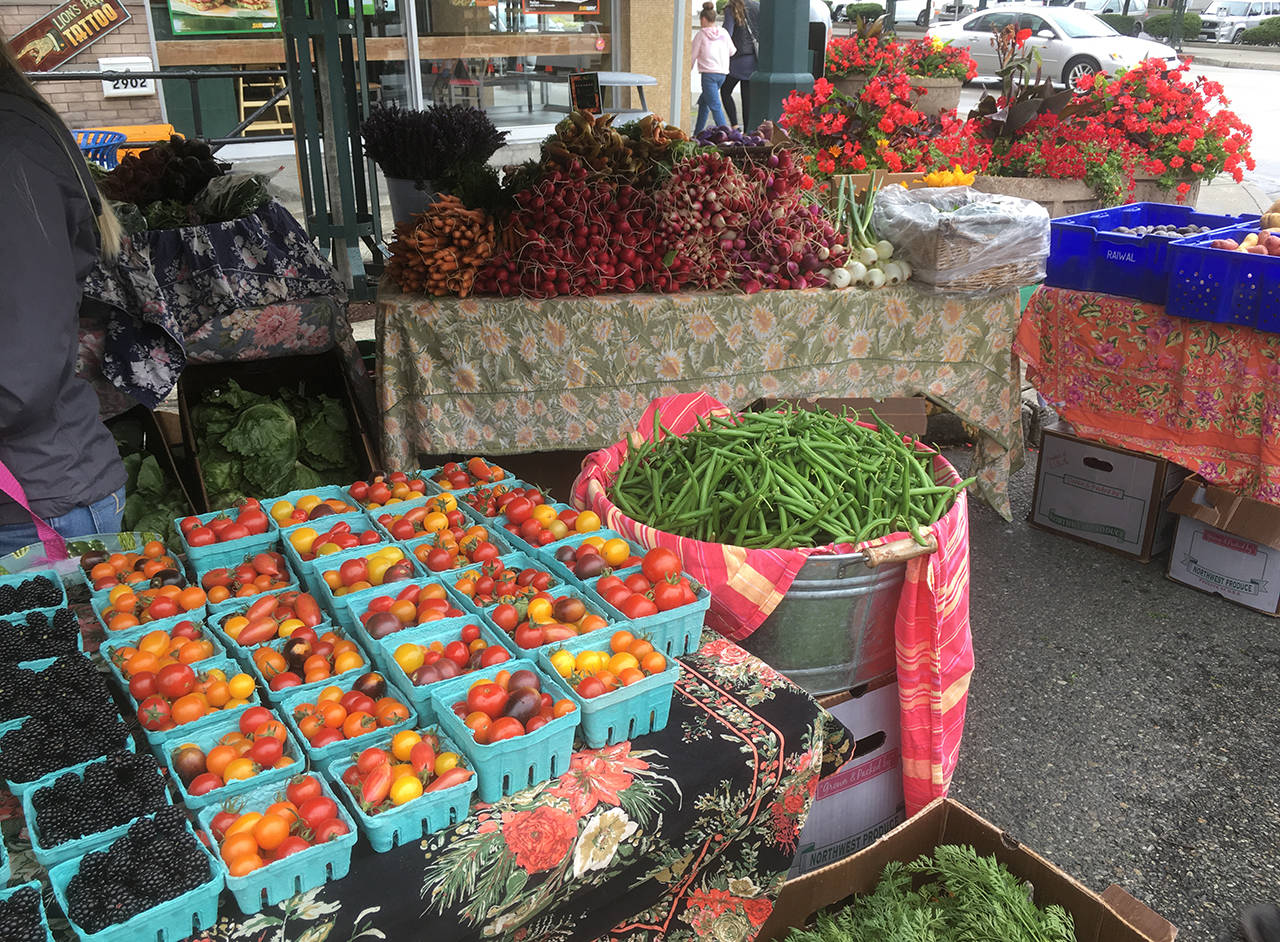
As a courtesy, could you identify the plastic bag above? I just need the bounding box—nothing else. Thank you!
[191,172,274,224]
[871,185,1050,291]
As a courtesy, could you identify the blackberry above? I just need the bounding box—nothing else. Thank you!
[13,575,61,610]
[0,584,18,615]
[32,752,165,846]
[0,884,45,942]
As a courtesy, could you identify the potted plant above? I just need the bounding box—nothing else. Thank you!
[824,24,977,117]
[360,102,508,223]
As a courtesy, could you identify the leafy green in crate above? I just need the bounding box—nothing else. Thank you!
[120,454,190,544]
[786,844,1077,942]
[192,379,359,509]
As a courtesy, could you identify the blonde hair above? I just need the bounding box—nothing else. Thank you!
[1,30,122,259]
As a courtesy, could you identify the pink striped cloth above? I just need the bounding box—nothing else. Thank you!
[570,393,973,814]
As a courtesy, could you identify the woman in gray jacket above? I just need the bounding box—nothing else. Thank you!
[0,34,126,556]
[720,0,760,129]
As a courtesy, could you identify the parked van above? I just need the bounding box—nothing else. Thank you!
[1198,0,1271,41]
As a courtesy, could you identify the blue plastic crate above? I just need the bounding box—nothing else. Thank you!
[198,775,356,914]
[160,709,306,811]
[280,513,387,597]
[243,625,373,704]
[1046,203,1260,304]
[341,578,473,655]
[581,569,711,659]
[0,717,136,798]
[127,656,261,749]
[312,544,424,626]
[98,619,226,684]
[204,589,331,665]
[480,584,616,657]
[1167,226,1280,330]
[92,603,210,646]
[432,551,565,618]
[324,725,477,852]
[278,673,418,768]
[0,881,54,942]
[538,633,681,748]
[174,509,280,576]
[372,616,517,722]
[0,568,67,614]
[429,658,579,802]
[50,816,223,941]
[22,750,173,869]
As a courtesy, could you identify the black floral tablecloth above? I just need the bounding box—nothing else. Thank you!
[1,632,847,942]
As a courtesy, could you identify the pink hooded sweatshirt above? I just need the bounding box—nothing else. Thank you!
[691,24,733,74]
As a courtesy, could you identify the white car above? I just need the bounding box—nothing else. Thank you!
[1199,0,1277,42]
[929,5,1177,87]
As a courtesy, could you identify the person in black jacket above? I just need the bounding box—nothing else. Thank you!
[721,0,760,129]
[0,33,127,556]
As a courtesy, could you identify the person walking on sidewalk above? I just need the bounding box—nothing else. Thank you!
[692,2,734,133]
[721,0,760,129]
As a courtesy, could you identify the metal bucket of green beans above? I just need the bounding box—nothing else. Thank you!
[607,404,969,695]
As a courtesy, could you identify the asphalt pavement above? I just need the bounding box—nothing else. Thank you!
[942,442,1280,942]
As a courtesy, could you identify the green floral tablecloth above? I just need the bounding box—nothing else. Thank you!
[378,283,1025,519]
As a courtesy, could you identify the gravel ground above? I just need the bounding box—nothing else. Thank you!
[942,445,1280,942]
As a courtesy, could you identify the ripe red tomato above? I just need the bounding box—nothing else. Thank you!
[444,641,470,668]
[299,795,340,829]
[480,645,510,667]
[286,775,324,807]
[276,835,312,858]
[491,604,518,632]
[313,818,350,843]
[210,809,238,840]
[466,681,509,719]
[525,715,549,733]
[186,527,216,547]
[188,772,223,796]
[488,716,525,742]
[652,581,688,612]
[155,663,196,700]
[642,547,682,584]
[128,671,158,701]
[623,572,652,594]
[339,558,369,586]
[619,595,659,619]
[137,695,172,730]
[238,510,270,535]
[505,497,534,525]
[425,547,454,572]
[248,737,284,767]
[513,625,544,649]
[220,523,252,542]
[240,706,274,736]
[576,677,607,699]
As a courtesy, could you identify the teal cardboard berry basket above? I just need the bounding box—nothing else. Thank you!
[0,881,54,942]
[243,625,373,704]
[161,708,306,811]
[278,672,417,768]
[49,816,223,942]
[324,725,477,852]
[197,775,356,915]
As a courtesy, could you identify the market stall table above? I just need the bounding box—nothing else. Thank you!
[0,631,847,941]
[1016,285,1280,505]
[377,282,1025,519]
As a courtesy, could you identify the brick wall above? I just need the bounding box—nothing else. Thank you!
[2,1,163,127]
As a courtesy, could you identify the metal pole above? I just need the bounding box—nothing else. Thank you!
[747,0,813,128]
[670,0,685,124]
[188,76,204,139]
[1169,0,1186,50]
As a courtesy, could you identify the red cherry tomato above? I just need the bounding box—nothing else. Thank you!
[488,716,525,742]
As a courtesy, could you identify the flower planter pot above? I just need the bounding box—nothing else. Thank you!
[1131,175,1202,207]
[385,177,438,225]
[826,74,961,117]
[911,76,962,118]
[970,175,1104,219]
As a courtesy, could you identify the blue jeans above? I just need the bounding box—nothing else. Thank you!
[696,72,728,133]
[0,487,126,558]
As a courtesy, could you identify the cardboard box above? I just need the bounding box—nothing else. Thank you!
[747,397,928,438]
[1166,475,1280,615]
[792,679,905,877]
[761,798,1177,942]
[1030,425,1189,562]
[177,351,379,512]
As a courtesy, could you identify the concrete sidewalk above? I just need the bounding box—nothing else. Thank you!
[1183,41,1280,71]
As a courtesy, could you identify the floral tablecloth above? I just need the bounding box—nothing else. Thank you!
[77,295,375,430]
[1016,285,1280,506]
[377,282,1025,519]
[1,631,847,942]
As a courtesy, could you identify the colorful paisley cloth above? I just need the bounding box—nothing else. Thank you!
[1017,286,1280,506]
[1,632,850,942]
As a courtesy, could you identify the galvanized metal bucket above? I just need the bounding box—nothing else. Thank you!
[739,534,938,696]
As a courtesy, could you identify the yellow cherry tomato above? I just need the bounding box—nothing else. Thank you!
[549,649,575,678]
[530,504,558,527]
[391,729,423,762]
[608,652,639,675]
[434,752,460,776]
[225,812,263,837]
[228,673,256,700]
[574,511,601,533]
[601,538,631,567]
[394,643,424,675]
[390,774,424,806]
[527,597,554,625]
[270,501,295,523]
[296,495,322,513]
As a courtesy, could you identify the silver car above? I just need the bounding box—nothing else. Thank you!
[930,4,1178,87]
[1198,0,1273,42]
[832,0,936,26]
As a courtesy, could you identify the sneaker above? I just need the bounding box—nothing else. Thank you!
[1243,905,1280,942]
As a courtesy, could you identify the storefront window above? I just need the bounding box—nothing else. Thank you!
[412,0,613,127]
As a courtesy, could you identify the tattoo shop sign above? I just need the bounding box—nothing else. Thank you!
[8,0,132,73]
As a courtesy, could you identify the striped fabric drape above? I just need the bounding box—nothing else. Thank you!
[571,393,974,814]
